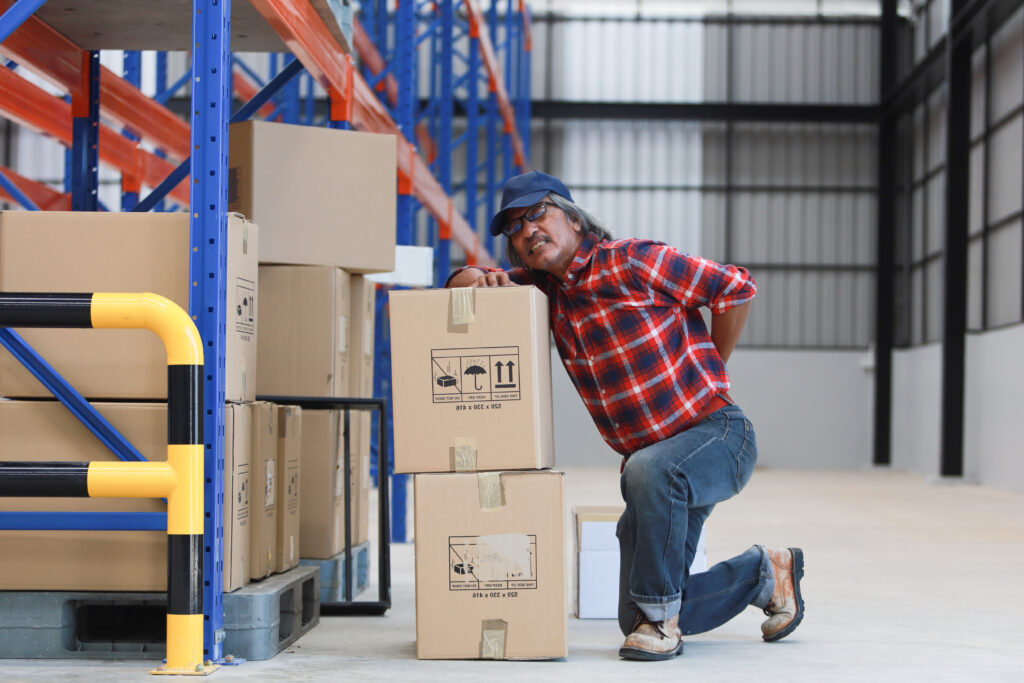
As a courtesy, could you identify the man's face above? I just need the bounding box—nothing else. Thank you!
[505,198,584,279]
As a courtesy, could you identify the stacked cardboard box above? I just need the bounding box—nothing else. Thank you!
[0,211,258,593]
[236,121,396,567]
[390,286,567,660]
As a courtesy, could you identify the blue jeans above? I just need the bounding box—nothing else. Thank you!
[616,404,774,636]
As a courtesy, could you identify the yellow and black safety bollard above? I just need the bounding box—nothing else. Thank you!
[0,293,215,676]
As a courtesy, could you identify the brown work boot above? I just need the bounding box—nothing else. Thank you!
[761,547,805,642]
[618,612,683,661]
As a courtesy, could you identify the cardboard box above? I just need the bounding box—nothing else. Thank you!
[0,400,250,593]
[414,471,567,660]
[573,506,708,619]
[248,401,278,580]
[224,402,253,592]
[256,265,350,398]
[347,274,376,547]
[275,404,302,573]
[0,211,258,402]
[389,287,554,474]
[299,409,362,559]
[228,120,396,273]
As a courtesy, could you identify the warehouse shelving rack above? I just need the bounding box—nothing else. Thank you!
[0,0,531,664]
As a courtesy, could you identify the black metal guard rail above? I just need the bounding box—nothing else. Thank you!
[256,395,391,616]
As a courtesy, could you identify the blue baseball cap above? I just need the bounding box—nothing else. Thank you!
[488,170,574,236]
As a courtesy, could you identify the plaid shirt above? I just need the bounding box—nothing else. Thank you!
[451,234,756,456]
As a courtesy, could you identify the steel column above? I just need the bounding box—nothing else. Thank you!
[874,0,898,467]
[70,50,99,211]
[190,0,230,661]
[940,0,972,478]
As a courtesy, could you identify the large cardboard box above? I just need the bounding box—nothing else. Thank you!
[224,402,253,592]
[228,120,396,273]
[257,265,350,398]
[389,287,554,474]
[0,400,250,593]
[415,471,567,660]
[248,401,278,580]
[275,404,302,573]
[299,409,362,559]
[0,211,258,402]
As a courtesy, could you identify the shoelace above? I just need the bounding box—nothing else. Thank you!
[630,611,668,640]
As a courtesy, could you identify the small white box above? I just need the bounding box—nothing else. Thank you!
[574,506,708,619]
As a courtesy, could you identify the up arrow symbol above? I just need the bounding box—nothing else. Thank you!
[494,360,504,383]
[506,361,515,384]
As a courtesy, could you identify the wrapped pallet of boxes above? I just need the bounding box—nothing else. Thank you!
[390,286,566,659]
[0,211,258,401]
[0,400,252,593]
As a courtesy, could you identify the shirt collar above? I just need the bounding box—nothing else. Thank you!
[561,232,601,282]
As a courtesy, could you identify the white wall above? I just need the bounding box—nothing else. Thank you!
[891,344,942,476]
[965,324,1024,492]
[552,345,874,470]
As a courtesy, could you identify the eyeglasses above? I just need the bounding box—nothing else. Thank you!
[501,202,557,238]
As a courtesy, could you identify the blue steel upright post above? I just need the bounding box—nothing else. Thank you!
[502,0,514,183]
[70,50,100,211]
[465,16,480,246]
[434,0,454,286]
[484,1,500,259]
[191,0,230,661]
[381,0,418,543]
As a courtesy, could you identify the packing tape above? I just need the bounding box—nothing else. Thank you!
[451,287,475,325]
[480,619,508,659]
[477,472,505,509]
[450,436,478,472]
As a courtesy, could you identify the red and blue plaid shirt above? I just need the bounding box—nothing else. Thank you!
[450,234,756,456]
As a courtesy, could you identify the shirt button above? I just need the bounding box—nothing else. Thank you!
[612,421,620,429]
[567,274,574,280]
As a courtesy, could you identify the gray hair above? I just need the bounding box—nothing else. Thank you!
[504,193,613,268]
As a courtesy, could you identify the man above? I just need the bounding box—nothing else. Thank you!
[446,170,804,661]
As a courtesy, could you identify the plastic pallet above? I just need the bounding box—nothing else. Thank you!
[0,591,169,660]
[222,564,320,661]
[299,540,370,604]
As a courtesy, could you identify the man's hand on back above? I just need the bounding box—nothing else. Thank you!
[446,267,517,288]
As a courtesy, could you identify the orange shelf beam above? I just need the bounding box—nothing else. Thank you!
[0,165,70,210]
[465,0,528,171]
[248,0,495,266]
[0,0,190,162]
[0,67,190,206]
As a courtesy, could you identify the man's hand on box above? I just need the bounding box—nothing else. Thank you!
[448,268,517,288]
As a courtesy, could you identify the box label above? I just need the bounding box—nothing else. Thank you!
[431,347,521,403]
[235,277,256,335]
[448,534,537,592]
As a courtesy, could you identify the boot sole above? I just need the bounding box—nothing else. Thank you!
[763,546,804,642]
[618,640,683,661]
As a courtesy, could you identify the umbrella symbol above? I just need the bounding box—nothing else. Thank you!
[464,364,487,390]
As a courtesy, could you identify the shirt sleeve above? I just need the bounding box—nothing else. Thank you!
[625,240,757,315]
[443,265,532,288]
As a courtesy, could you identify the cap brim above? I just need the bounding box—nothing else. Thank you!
[488,189,553,236]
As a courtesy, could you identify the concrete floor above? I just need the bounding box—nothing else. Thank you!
[1,466,1022,681]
